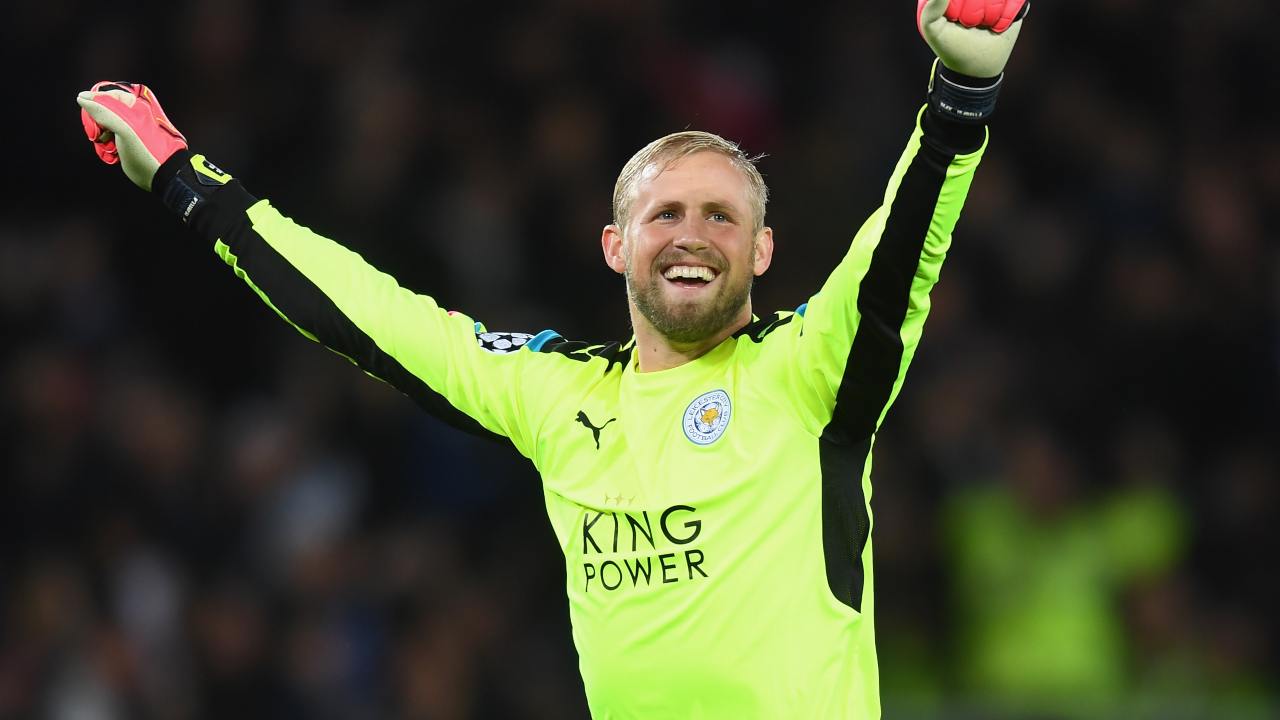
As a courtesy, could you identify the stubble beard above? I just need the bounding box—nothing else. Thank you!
[626,258,753,346]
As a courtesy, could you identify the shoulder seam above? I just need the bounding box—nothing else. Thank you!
[533,334,632,374]
[734,310,799,344]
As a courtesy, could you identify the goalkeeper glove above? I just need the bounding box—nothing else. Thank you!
[77,81,188,192]
[918,0,1028,78]
[916,0,1029,123]
[79,81,235,223]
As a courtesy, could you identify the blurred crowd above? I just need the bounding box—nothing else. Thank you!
[4,0,1277,718]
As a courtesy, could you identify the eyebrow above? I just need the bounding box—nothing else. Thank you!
[645,200,743,218]
[701,201,739,217]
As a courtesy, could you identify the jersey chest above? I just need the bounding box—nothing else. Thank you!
[534,360,821,580]
[538,367,807,503]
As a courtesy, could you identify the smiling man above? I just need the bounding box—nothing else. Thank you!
[604,135,775,370]
[77,1,1027,716]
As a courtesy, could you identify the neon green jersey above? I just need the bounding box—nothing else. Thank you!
[171,107,985,718]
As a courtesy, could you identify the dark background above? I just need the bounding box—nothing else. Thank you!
[3,0,1276,717]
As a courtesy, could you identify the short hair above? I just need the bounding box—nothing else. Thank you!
[612,131,768,234]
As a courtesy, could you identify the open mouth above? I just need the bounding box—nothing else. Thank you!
[662,264,719,290]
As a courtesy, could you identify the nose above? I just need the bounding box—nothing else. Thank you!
[672,218,710,252]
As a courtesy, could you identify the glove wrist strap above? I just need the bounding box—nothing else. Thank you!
[928,60,1002,124]
[154,150,236,223]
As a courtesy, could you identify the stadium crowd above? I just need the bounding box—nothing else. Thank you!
[4,0,1276,717]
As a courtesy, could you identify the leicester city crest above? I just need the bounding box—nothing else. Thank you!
[682,389,732,446]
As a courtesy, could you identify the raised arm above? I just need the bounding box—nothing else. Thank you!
[77,83,545,455]
[788,0,1028,438]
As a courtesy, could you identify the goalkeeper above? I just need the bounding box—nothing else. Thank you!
[77,2,1027,717]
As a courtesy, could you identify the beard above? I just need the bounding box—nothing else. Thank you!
[626,252,754,345]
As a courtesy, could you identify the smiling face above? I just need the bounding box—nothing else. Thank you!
[603,149,773,346]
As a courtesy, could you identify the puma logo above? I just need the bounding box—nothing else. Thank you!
[575,411,616,450]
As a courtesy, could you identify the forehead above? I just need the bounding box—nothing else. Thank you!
[632,151,753,208]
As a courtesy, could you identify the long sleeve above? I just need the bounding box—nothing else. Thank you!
[744,108,986,612]
[790,107,986,440]
[154,151,547,456]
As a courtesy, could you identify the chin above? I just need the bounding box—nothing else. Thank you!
[630,272,752,344]
[652,303,744,345]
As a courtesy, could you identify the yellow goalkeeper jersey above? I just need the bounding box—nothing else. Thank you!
[166,107,986,718]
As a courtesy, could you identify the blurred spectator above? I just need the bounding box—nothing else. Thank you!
[942,422,1185,717]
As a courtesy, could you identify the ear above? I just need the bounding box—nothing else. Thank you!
[751,226,774,276]
[601,223,627,275]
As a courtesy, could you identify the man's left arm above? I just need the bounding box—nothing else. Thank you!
[788,0,1029,439]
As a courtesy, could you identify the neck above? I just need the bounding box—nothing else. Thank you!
[629,303,753,373]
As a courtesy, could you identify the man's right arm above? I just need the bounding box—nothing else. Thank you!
[76,82,548,454]
[151,150,540,450]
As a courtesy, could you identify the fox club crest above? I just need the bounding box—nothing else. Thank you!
[682,389,732,446]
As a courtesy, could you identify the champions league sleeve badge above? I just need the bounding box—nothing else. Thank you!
[477,331,534,354]
[682,389,732,446]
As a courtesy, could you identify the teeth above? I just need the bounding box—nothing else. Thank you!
[663,265,717,282]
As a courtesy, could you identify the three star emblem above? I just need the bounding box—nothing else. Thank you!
[604,493,636,506]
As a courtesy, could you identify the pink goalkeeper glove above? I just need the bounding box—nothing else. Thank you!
[917,0,1029,78]
[928,0,1026,33]
[77,81,188,191]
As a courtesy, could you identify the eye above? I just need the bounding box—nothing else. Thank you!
[710,212,731,223]
[656,209,677,221]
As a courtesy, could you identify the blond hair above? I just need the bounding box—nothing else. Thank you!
[612,131,768,233]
